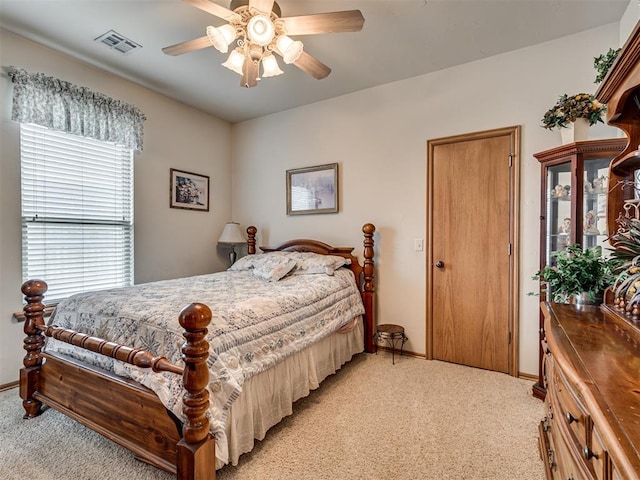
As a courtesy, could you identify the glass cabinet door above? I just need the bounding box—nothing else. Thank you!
[583,157,610,252]
[546,163,572,266]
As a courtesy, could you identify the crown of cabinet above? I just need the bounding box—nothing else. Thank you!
[595,21,640,236]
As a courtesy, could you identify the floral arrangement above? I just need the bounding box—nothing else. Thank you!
[541,93,606,130]
[594,47,621,84]
[608,217,640,314]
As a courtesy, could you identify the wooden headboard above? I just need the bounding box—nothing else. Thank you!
[244,223,376,352]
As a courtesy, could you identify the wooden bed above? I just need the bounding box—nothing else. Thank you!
[19,223,376,480]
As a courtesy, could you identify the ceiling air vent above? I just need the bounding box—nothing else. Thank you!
[95,30,142,55]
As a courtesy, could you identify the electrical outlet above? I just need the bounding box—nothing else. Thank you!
[414,238,424,251]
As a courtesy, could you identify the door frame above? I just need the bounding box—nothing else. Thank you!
[426,125,520,376]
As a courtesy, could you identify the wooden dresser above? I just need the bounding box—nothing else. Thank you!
[539,302,640,480]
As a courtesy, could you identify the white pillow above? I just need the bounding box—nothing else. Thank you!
[276,251,350,275]
[229,253,297,281]
[251,256,297,282]
[228,254,256,271]
[229,251,350,278]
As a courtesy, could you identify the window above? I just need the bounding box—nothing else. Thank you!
[21,123,134,304]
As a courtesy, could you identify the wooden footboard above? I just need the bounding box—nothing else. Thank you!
[20,280,216,480]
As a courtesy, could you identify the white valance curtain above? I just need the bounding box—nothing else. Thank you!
[7,66,146,151]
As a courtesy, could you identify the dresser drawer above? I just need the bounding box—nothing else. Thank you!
[551,419,585,480]
[587,424,609,480]
[552,365,589,447]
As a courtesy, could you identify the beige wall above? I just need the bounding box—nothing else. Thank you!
[230,23,622,377]
[620,0,639,43]
[0,30,232,385]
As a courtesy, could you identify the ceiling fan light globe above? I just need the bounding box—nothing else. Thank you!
[276,35,304,64]
[206,24,237,53]
[247,15,275,46]
[262,54,284,78]
[222,49,245,75]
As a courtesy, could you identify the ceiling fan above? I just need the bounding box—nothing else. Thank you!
[163,0,365,88]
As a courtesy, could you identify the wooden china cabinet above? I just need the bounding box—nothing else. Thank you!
[532,139,625,400]
[537,21,640,480]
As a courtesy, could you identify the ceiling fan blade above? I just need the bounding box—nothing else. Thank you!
[184,0,241,22]
[281,10,365,36]
[162,36,212,56]
[293,51,331,80]
[248,0,275,15]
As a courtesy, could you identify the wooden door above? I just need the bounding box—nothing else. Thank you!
[427,126,520,375]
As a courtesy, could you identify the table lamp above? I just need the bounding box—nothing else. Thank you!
[218,221,246,266]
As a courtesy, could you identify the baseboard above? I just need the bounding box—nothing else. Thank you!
[0,380,18,392]
[373,348,539,382]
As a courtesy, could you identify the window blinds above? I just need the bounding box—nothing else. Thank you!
[21,123,134,304]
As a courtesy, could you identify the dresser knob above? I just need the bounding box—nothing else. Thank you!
[565,412,577,424]
[582,445,598,460]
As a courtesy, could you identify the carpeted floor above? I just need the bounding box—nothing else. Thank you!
[0,353,545,480]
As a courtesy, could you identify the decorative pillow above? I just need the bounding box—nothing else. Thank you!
[251,256,297,282]
[228,254,256,271]
[279,251,350,275]
[228,251,350,278]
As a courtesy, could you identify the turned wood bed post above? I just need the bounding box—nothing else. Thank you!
[20,279,47,418]
[247,226,257,255]
[177,303,216,480]
[362,223,376,353]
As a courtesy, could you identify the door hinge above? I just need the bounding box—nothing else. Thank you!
[508,243,512,255]
[508,154,514,167]
[508,331,512,344]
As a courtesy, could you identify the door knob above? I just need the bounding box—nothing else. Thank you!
[435,261,444,269]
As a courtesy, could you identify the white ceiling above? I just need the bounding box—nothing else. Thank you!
[0,0,629,123]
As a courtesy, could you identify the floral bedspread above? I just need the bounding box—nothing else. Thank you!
[45,268,364,463]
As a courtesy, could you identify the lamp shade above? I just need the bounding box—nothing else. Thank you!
[262,53,284,78]
[218,222,246,244]
[247,14,275,47]
[222,49,245,75]
[206,24,237,54]
[276,35,303,64]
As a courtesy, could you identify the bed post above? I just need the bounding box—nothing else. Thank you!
[362,223,376,353]
[177,303,216,480]
[20,279,48,419]
[247,226,257,255]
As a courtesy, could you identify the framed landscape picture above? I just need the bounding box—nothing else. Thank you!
[286,163,338,215]
[170,168,209,211]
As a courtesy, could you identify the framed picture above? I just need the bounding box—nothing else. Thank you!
[286,163,338,215]
[170,168,210,211]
